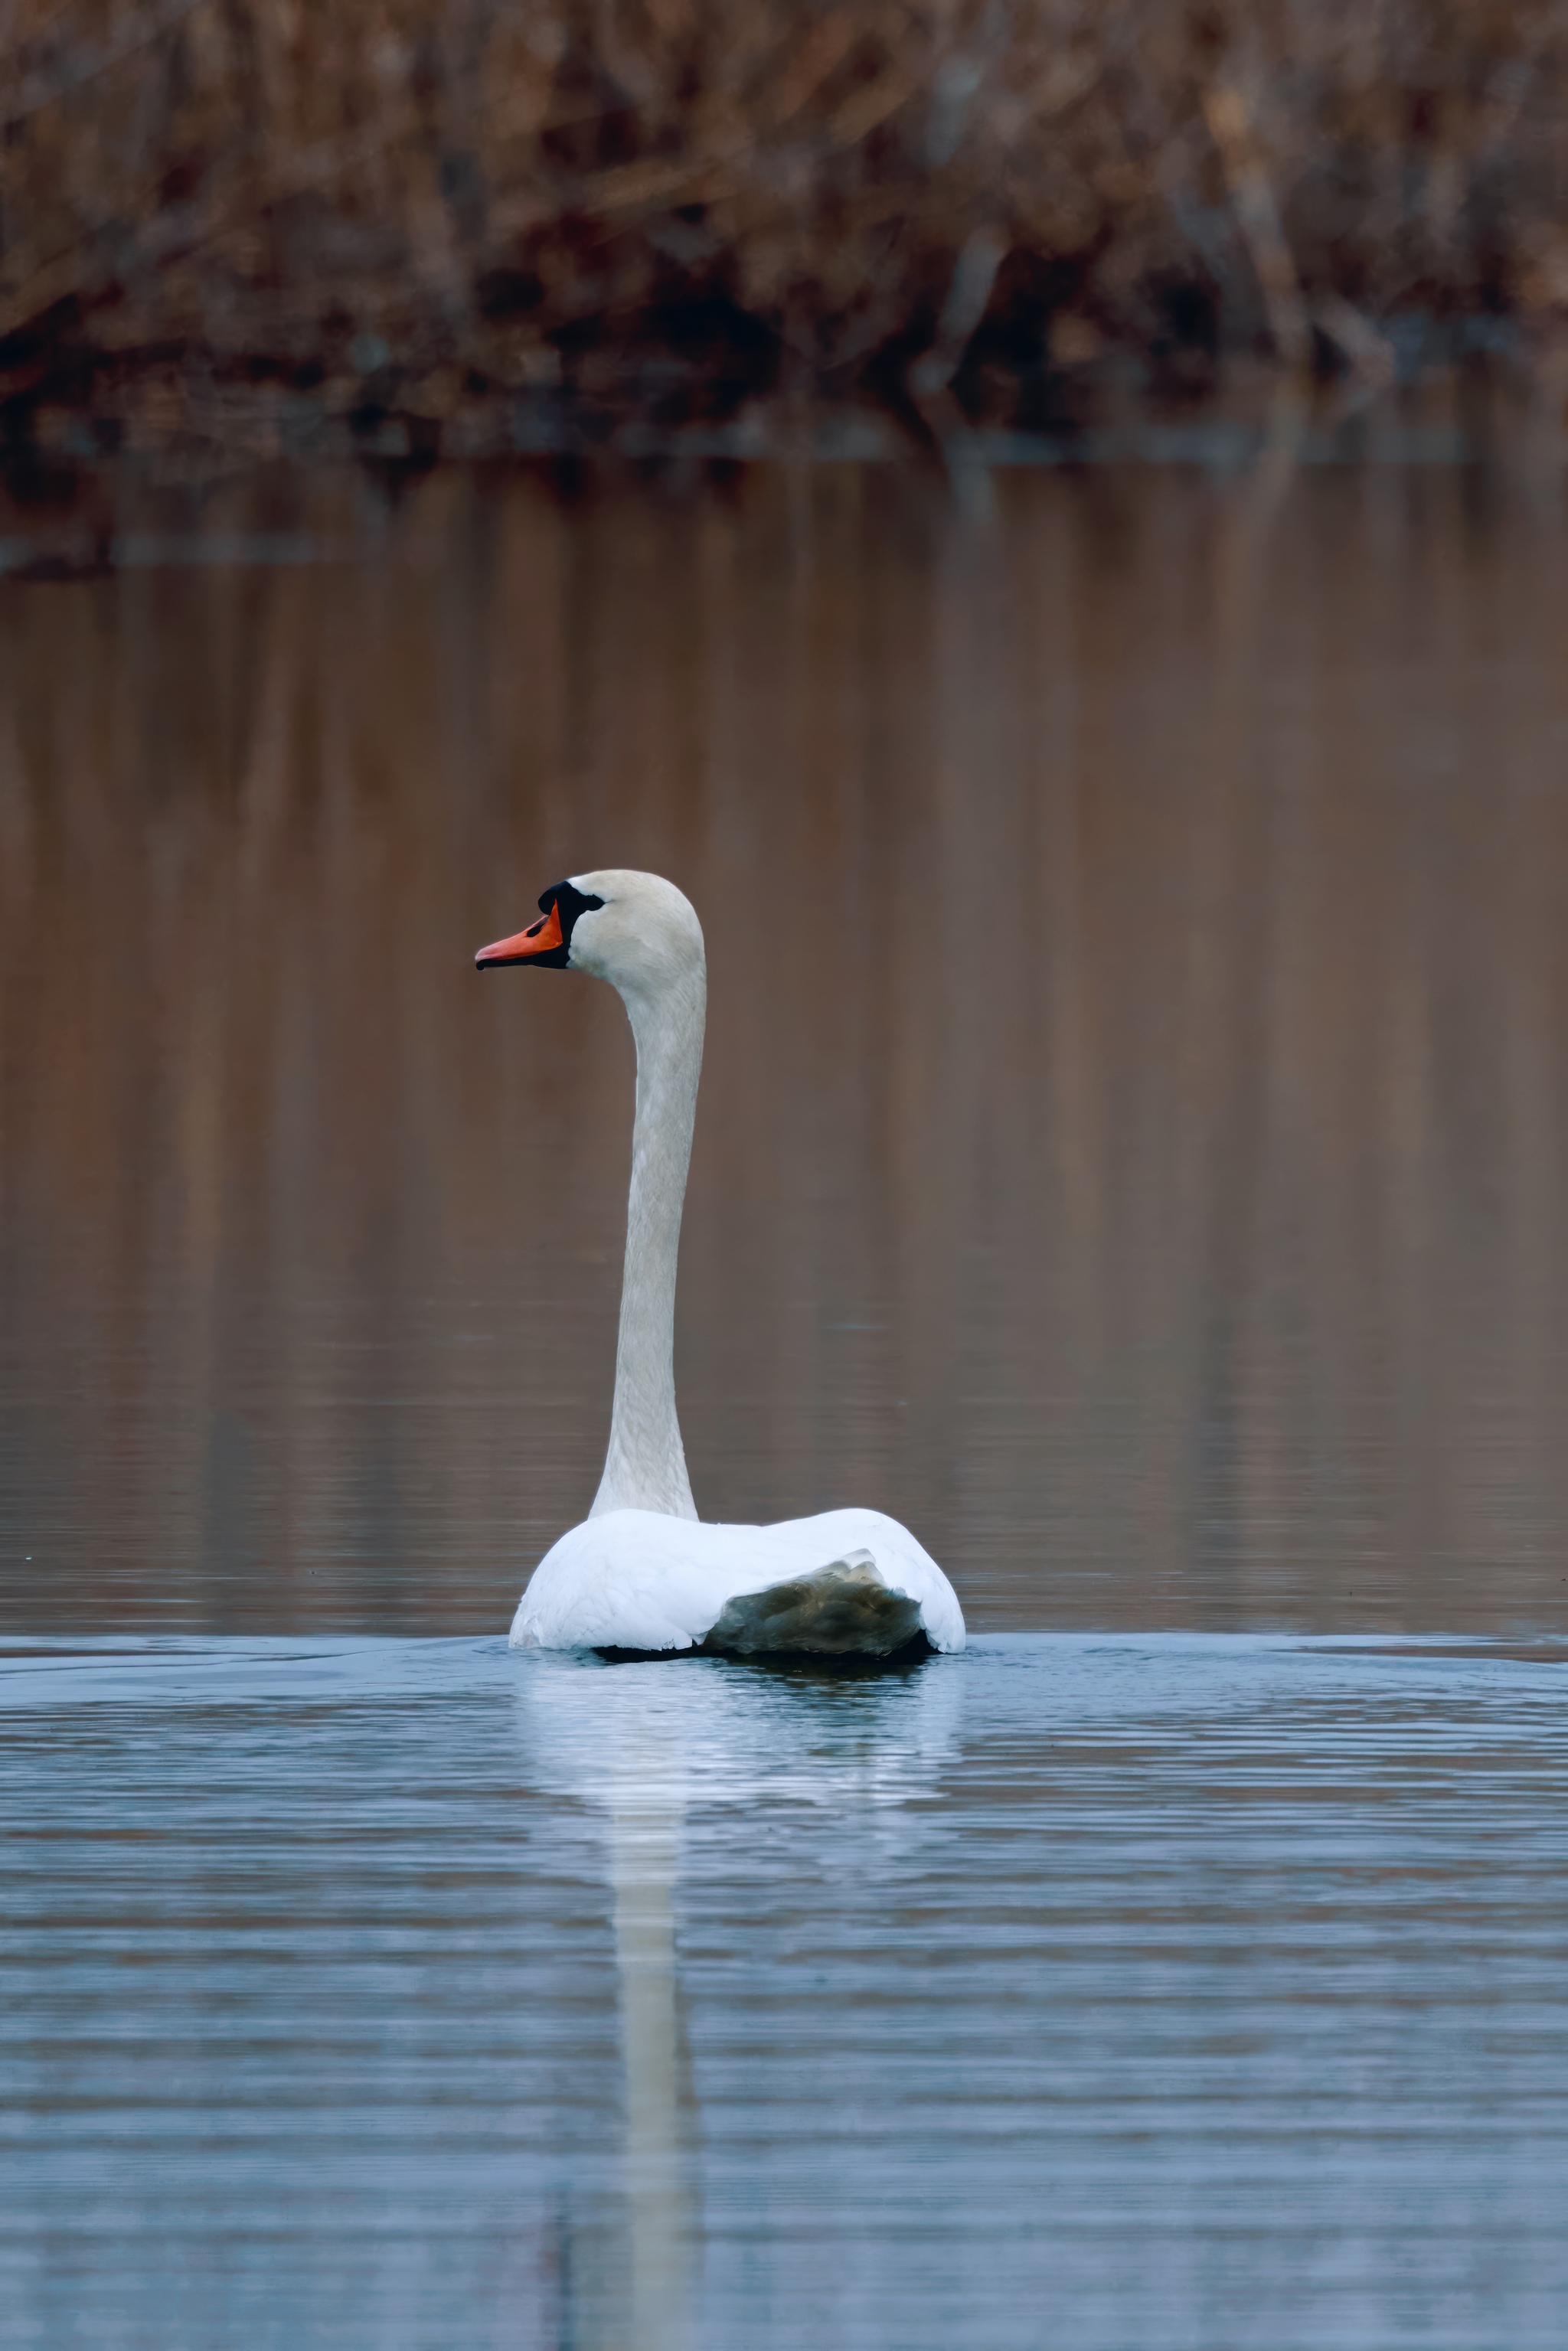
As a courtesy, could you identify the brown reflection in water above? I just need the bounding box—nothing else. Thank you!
[1,462,1565,1634]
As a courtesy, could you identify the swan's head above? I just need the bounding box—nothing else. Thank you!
[475,870,704,1004]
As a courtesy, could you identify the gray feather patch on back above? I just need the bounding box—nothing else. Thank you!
[698,1551,925,1657]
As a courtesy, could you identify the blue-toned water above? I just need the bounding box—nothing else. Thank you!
[5,1633,1566,2349]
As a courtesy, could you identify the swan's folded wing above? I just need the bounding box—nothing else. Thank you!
[700,1553,925,1657]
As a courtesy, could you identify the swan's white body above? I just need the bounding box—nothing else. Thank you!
[478,869,964,1658]
[511,1507,965,1654]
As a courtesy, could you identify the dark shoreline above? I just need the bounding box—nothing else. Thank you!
[0,363,1556,589]
[5,2,1566,479]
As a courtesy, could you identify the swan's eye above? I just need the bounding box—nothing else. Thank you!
[538,881,606,942]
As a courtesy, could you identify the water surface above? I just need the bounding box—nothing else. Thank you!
[3,459,1566,2346]
[5,1633,1566,2349]
[2,457,1566,1635]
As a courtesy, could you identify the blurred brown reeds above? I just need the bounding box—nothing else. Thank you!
[3,0,1568,454]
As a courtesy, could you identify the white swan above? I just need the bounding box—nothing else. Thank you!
[476,870,965,1658]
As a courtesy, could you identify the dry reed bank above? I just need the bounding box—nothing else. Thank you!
[3,0,1568,460]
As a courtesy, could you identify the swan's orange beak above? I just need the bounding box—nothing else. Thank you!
[475,901,564,969]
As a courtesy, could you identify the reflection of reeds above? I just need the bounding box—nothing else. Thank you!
[2,462,1566,1635]
[3,2,1566,449]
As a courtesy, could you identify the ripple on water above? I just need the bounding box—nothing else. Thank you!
[2,1634,1566,2350]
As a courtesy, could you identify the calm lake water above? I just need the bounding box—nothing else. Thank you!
[5,1631,1567,2350]
[2,453,1567,2344]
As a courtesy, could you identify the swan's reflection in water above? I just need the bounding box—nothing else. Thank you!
[609,1791,693,2349]
[518,1651,965,2343]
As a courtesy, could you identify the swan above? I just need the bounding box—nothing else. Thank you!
[475,870,965,1659]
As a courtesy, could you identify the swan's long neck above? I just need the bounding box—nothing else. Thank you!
[590,962,705,1520]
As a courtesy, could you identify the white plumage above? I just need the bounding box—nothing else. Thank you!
[511,1506,965,1654]
[476,869,965,1660]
